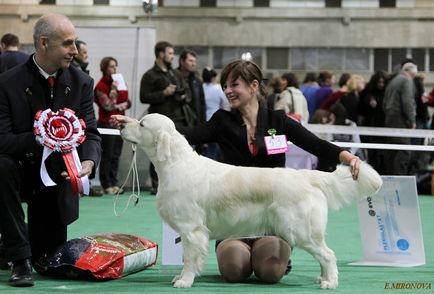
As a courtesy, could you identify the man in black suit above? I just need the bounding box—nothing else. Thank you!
[0,13,101,287]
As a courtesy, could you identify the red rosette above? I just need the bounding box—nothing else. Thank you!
[33,108,88,195]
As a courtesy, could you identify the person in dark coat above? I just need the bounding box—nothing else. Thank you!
[0,13,101,287]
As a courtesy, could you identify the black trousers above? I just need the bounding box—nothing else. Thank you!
[99,124,124,189]
[0,155,67,264]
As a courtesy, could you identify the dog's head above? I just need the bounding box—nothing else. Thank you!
[121,113,176,162]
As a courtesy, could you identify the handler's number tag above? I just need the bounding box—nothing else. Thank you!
[264,135,288,155]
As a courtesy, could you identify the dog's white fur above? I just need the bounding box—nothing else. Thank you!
[121,113,383,289]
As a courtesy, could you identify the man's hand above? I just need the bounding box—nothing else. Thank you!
[61,160,94,180]
[163,84,176,96]
[110,115,138,129]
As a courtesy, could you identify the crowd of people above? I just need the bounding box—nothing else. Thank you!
[0,11,432,289]
[266,63,434,177]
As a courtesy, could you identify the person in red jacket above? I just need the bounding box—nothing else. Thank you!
[95,56,131,194]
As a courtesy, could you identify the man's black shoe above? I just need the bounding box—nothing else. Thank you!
[8,258,34,287]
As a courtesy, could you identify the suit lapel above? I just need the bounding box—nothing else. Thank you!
[26,81,47,115]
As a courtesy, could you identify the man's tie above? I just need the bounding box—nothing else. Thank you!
[47,76,55,89]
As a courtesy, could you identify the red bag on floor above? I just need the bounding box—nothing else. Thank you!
[36,233,158,279]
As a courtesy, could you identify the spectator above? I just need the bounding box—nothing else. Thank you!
[0,33,29,73]
[359,70,389,174]
[274,72,309,123]
[312,71,334,121]
[265,76,281,110]
[71,40,89,74]
[202,67,229,160]
[340,74,365,124]
[95,57,130,195]
[178,49,207,155]
[177,49,206,126]
[383,61,417,175]
[140,41,190,194]
[0,13,101,287]
[70,39,102,197]
[300,72,319,119]
[319,72,351,110]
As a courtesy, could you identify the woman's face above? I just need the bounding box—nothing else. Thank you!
[223,74,258,109]
[279,78,288,92]
[377,78,385,90]
[356,79,365,92]
[105,60,117,76]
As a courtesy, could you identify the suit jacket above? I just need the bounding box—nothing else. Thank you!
[0,55,101,225]
[179,105,343,168]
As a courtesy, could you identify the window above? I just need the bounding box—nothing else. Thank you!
[94,0,109,5]
[200,0,217,7]
[379,0,396,8]
[391,48,408,71]
[325,0,342,8]
[374,48,389,72]
[410,48,425,71]
[40,0,56,4]
[213,47,238,69]
[345,48,370,70]
[254,0,270,7]
[213,47,262,69]
[290,48,317,70]
[266,48,288,69]
[429,49,434,72]
[318,48,344,70]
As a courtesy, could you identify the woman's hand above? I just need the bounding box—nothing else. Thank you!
[339,150,361,180]
[110,114,138,129]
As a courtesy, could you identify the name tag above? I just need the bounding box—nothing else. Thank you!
[264,135,288,155]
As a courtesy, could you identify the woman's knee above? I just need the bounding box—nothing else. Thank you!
[251,236,291,283]
[216,240,252,282]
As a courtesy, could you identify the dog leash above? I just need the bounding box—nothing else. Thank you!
[113,144,140,217]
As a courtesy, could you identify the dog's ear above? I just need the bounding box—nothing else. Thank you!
[156,130,171,162]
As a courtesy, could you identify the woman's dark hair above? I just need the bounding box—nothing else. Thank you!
[100,56,117,75]
[281,72,299,88]
[338,73,351,88]
[365,70,389,93]
[220,60,267,102]
[303,72,317,84]
[202,67,217,83]
[317,71,333,85]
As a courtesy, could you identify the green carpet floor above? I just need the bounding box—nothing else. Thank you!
[0,193,432,293]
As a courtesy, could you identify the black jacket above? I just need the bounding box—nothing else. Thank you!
[140,63,193,126]
[0,55,101,224]
[179,105,343,168]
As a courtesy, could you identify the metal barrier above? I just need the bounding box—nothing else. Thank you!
[98,125,434,151]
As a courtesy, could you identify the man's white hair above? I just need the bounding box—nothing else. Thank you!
[402,62,418,74]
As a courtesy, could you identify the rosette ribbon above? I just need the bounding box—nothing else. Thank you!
[33,108,89,196]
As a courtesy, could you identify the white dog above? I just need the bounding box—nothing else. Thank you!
[121,113,382,290]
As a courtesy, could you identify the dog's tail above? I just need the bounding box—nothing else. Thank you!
[305,162,383,211]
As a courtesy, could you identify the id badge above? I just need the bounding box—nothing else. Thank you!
[264,135,288,155]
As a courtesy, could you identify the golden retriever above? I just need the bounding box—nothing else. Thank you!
[120,113,382,289]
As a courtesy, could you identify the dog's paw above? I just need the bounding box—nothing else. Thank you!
[173,278,193,288]
[171,275,181,284]
[320,280,338,290]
